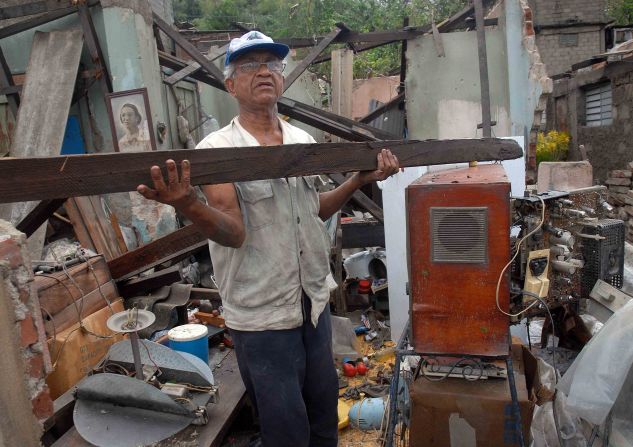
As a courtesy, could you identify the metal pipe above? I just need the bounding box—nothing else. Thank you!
[129,332,144,380]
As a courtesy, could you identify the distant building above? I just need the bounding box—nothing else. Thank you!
[528,0,609,76]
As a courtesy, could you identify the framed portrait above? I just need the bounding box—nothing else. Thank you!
[106,88,157,152]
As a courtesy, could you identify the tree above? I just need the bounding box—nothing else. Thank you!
[189,0,468,79]
[173,0,202,23]
[607,0,633,25]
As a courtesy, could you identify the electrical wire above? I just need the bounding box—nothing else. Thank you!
[37,252,116,368]
[496,196,546,317]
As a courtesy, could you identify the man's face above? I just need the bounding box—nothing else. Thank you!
[225,50,284,108]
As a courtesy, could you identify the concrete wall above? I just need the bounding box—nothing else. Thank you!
[527,0,607,76]
[405,28,511,140]
[536,26,603,75]
[553,62,633,182]
[528,0,607,26]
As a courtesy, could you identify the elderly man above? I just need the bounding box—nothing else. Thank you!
[138,31,399,447]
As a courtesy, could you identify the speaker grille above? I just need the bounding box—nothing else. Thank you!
[431,207,488,263]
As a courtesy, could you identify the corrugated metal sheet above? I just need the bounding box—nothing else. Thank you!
[368,98,405,138]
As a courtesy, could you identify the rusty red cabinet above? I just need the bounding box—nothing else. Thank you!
[406,164,511,357]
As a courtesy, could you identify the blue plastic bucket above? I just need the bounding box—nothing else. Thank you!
[168,324,209,365]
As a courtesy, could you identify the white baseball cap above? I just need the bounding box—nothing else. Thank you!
[225,30,290,65]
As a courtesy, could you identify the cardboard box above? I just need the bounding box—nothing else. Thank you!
[46,299,126,399]
[409,345,536,446]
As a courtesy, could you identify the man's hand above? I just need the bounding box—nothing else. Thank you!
[137,159,197,210]
[356,149,400,186]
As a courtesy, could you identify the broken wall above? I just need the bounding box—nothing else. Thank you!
[405,27,511,141]
[553,62,633,182]
[0,3,179,247]
[527,0,607,76]
[0,220,53,439]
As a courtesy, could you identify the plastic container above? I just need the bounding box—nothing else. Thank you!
[168,324,209,365]
[358,279,372,294]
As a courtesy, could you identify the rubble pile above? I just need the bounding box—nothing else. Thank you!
[605,163,633,242]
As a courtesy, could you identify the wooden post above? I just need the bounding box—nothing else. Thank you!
[330,48,353,143]
[474,0,492,139]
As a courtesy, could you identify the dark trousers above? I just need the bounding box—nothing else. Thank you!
[230,295,339,447]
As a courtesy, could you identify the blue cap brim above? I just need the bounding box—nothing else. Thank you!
[226,42,290,65]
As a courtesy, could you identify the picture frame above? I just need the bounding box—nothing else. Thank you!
[105,87,157,152]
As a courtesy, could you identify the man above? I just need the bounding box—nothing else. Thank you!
[137,31,399,447]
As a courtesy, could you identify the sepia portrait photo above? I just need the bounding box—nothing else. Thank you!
[106,88,156,152]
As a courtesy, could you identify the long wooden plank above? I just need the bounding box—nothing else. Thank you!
[152,12,224,81]
[77,3,113,95]
[0,45,19,120]
[0,1,72,20]
[277,97,398,141]
[117,265,182,297]
[164,61,201,85]
[107,224,208,281]
[474,0,492,139]
[0,139,522,204]
[283,27,343,92]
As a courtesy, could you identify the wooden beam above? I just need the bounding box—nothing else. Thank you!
[0,139,523,204]
[164,61,201,85]
[313,41,391,64]
[329,173,384,222]
[283,27,343,93]
[359,93,405,124]
[0,45,19,119]
[107,224,208,281]
[77,3,113,95]
[474,0,492,139]
[15,198,66,236]
[0,1,74,20]
[277,97,397,141]
[117,265,182,297]
[157,51,397,142]
[0,84,22,96]
[152,12,224,81]
[0,1,98,40]
[152,23,166,53]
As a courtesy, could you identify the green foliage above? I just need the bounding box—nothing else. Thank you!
[536,130,570,164]
[607,0,633,25]
[173,0,202,22]
[186,0,468,79]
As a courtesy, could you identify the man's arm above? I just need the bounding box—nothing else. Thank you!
[318,149,399,220]
[137,159,245,248]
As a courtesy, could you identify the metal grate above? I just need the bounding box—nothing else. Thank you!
[581,219,625,297]
[585,83,612,127]
[431,207,488,263]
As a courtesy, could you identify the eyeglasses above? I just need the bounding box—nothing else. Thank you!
[236,60,286,73]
